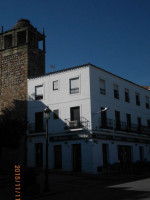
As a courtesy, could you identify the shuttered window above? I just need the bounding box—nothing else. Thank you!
[114,84,119,99]
[70,77,79,94]
[100,79,106,95]
[136,93,140,106]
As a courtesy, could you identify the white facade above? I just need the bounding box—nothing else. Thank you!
[27,64,150,173]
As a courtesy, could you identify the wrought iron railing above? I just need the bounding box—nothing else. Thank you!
[28,121,46,133]
[100,118,150,135]
[100,118,113,129]
[64,117,90,130]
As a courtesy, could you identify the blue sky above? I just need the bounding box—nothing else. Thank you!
[0,0,150,85]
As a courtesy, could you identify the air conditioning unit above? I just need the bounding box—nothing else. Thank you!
[69,120,77,127]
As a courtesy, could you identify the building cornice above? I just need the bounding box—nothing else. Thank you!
[28,63,150,92]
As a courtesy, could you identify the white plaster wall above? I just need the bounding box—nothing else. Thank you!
[27,135,150,173]
[81,140,93,173]
[27,64,150,173]
[27,66,92,133]
[92,140,103,173]
[89,66,150,129]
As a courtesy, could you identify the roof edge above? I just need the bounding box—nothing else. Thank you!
[28,62,150,92]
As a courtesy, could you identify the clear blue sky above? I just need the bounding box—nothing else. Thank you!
[0,0,150,86]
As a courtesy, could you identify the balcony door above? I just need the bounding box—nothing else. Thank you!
[35,112,43,132]
[139,146,144,161]
[70,106,80,122]
[137,117,141,133]
[115,111,120,130]
[101,107,107,128]
[126,114,131,130]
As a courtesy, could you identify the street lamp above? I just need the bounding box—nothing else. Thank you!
[92,107,109,130]
[92,107,109,116]
[43,106,51,192]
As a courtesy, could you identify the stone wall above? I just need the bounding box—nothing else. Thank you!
[0,48,28,118]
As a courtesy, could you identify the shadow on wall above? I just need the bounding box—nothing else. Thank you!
[27,96,90,134]
[0,99,27,163]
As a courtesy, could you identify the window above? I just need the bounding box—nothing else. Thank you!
[70,77,79,94]
[4,34,12,49]
[145,96,149,109]
[70,106,80,128]
[17,30,26,45]
[100,79,106,95]
[53,80,59,90]
[136,93,140,106]
[126,113,131,129]
[70,106,80,121]
[125,89,130,102]
[29,31,35,46]
[137,117,141,133]
[147,120,150,128]
[115,111,120,130]
[35,112,43,132]
[139,146,144,161]
[53,109,59,119]
[35,85,43,100]
[114,84,119,99]
[101,107,107,128]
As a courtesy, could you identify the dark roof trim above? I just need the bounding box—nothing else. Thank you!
[29,63,150,92]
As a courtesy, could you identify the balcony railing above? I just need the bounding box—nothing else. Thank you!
[28,121,46,133]
[100,118,113,129]
[64,117,89,130]
[100,118,150,135]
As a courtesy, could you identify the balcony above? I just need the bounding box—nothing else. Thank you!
[64,117,89,130]
[28,121,46,133]
[99,118,150,135]
[100,118,114,130]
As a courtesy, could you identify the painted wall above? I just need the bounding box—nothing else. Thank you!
[27,66,92,133]
[27,138,150,173]
[27,64,150,173]
[89,66,150,129]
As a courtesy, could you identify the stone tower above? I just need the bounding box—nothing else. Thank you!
[0,19,45,116]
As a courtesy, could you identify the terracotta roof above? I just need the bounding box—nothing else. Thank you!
[143,86,150,90]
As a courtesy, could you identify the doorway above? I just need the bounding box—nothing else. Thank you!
[115,111,120,130]
[70,106,80,121]
[101,107,107,128]
[35,143,43,167]
[54,145,62,169]
[35,112,43,132]
[72,144,81,172]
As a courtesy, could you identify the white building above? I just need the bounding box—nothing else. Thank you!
[27,63,150,173]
